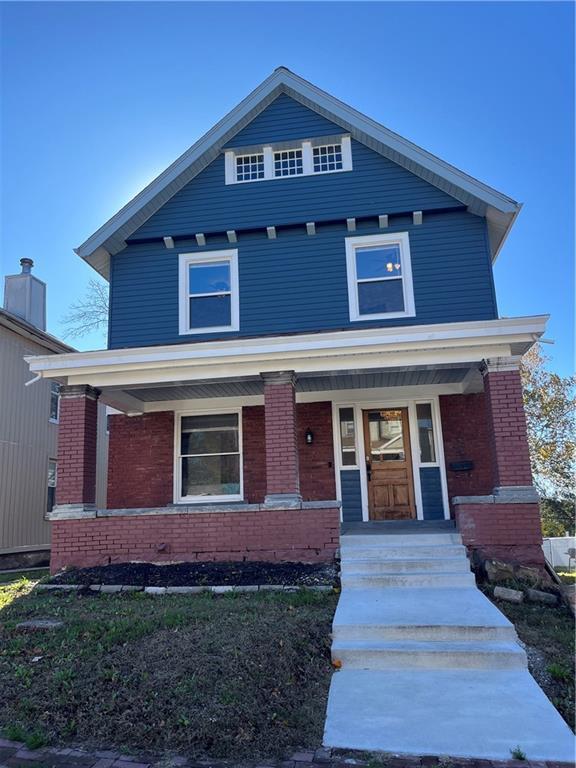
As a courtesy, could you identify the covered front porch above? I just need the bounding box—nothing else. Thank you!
[25,317,547,571]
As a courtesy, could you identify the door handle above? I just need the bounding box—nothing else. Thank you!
[366,461,372,482]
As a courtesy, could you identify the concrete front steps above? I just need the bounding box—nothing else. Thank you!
[324,528,575,761]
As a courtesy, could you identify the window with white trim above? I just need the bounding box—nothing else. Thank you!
[177,412,242,502]
[225,135,352,184]
[47,459,57,514]
[178,250,239,335]
[338,407,357,467]
[274,148,303,177]
[345,232,416,321]
[49,381,60,422]
[236,152,265,182]
[313,143,343,173]
[416,402,437,464]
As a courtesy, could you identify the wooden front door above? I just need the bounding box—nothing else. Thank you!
[363,408,416,520]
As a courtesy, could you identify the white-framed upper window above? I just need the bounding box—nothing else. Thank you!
[313,143,343,173]
[178,250,239,335]
[175,410,243,503]
[49,381,60,423]
[345,232,416,322]
[274,148,303,177]
[236,152,265,182]
[225,135,352,184]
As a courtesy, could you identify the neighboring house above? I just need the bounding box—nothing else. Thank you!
[26,68,547,573]
[0,259,107,568]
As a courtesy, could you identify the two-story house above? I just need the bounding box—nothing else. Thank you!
[26,68,547,574]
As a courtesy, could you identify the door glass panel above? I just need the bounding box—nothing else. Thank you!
[367,410,405,461]
[416,403,436,463]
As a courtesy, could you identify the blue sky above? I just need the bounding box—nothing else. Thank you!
[1,1,573,375]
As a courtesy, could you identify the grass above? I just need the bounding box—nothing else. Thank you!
[490,588,575,729]
[0,573,337,759]
[0,569,49,585]
[554,569,576,585]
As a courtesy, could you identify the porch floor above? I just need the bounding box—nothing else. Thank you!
[340,520,456,535]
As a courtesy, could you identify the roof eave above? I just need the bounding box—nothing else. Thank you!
[75,67,522,279]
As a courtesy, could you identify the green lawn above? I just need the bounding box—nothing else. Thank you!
[0,574,337,759]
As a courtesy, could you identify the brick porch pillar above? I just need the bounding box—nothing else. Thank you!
[482,357,534,492]
[453,357,543,566]
[54,384,100,516]
[261,371,301,507]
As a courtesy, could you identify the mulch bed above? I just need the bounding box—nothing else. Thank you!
[50,560,339,587]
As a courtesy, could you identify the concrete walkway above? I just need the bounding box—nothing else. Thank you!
[324,530,575,761]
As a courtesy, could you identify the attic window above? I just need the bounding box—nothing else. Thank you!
[274,148,303,177]
[313,143,343,173]
[225,136,352,184]
[236,153,265,182]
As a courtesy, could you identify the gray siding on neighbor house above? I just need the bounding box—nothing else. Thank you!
[420,467,445,520]
[107,94,497,348]
[340,470,363,523]
[0,325,108,553]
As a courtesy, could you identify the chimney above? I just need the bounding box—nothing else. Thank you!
[3,259,47,330]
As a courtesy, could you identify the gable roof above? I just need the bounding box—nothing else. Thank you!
[76,67,521,280]
[0,307,75,354]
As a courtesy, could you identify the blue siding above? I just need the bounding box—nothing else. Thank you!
[110,211,496,348]
[340,470,363,522]
[420,467,445,520]
[224,93,343,146]
[133,99,459,239]
[108,94,497,348]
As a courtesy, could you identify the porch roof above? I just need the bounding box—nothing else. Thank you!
[25,316,547,413]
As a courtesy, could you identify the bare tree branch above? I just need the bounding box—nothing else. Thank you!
[60,279,109,340]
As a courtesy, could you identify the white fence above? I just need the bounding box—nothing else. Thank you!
[542,537,576,570]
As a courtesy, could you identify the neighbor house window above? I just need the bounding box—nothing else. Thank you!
[345,232,416,321]
[339,407,357,466]
[49,382,60,422]
[47,459,57,514]
[313,143,343,173]
[416,403,437,463]
[274,148,303,177]
[225,136,352,184]
[236,152,265,182]
[177,412,242,502]
[178,250,239,335]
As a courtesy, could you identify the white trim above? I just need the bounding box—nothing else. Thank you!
[345,232,416,322]
[25,316,548,389]
[178,249,239,336]
[173,406,243,504]
[224,134,352,185]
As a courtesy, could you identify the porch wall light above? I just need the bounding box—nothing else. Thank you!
[305,428,314,445]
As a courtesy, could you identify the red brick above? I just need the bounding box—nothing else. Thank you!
[50,507,340,573]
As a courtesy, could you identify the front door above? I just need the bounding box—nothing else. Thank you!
[363,408,416,520]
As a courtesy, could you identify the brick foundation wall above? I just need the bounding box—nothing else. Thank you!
[439,393,494,504]
[50,507,340,573]
[107,412,174,509]
[454,502,544,566]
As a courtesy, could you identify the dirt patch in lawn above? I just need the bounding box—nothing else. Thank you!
[488,586,575,729]
[0,577,337,759]
[50,560,339,588]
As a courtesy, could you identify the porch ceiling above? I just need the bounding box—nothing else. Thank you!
[121,365,476,403]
